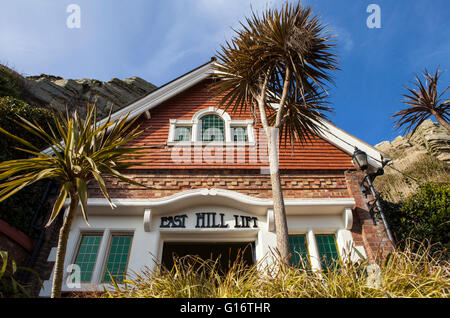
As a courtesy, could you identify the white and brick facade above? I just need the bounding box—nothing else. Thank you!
[40,61,393,296]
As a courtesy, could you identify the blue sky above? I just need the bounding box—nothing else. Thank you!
[0,0,449,146]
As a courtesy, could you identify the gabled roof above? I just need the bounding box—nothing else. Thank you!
[100,60,216,127]
[44,60,383,169]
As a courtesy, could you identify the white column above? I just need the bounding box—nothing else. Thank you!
[168,120,176,142]
[192,120,199,142]
[143,209,152,232]
[92,229,110,285]
[307,229,321,271]
[247,121,255,143]
[224,120,232,142]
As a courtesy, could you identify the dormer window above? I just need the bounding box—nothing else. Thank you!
[174,126,192,142]
[200,115,225,142]
[167,107,255,145]
[231,126,248,142]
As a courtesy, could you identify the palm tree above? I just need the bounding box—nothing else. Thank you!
[393,68,450,134]
[0,105,145,297]
[212,2,337,262]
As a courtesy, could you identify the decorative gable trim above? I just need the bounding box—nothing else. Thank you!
[317,121,383,169]
[103,61,217,129]
[42,61,215,155]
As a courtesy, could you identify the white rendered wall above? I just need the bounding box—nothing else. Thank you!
[40,204,365,296]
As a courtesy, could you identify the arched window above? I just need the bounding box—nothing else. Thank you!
[168,107,255,144]
[200,114,224,141]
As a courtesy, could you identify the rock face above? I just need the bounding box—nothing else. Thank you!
[375,120,450,163]
[373,120,449,202]
[24,74,157,117]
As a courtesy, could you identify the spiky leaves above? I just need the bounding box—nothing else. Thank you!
[0,103,145,227]
[212,1,337,139]
[211,2,338,263]
[393,68,450,135]
[267,86,333,147]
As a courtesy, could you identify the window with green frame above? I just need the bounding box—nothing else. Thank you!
[231,126,248,142]
[288,235,309,268]
[200,114,224,141]
[315,234,340,270]
[74,234,102,282]
[103,235,133,283]
[174,126,191,141]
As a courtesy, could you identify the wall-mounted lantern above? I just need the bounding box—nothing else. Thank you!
[352,148,395,247]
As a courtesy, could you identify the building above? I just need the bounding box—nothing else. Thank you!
[39,60,393,296]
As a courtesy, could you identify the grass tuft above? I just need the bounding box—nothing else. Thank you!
[92,240,449,298]
[374,153,449,202]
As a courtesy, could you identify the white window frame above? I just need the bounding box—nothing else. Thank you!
[100,232,134,284]
[167,107,255,146]
[287,230,342,272]
[70,231,105,284]
[68,229,135,286]
[172,126,193,142]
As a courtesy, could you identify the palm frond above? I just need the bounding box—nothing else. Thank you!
[0,103,146,226]
[211,1,337,144]
[393,67,450,135]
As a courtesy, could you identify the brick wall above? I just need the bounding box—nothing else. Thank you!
[345,170,394,260]
[87,168,394,261]
[125,79,355,171]
[88,169,350,199]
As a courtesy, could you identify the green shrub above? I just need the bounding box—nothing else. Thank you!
[0,65,27,100]
[0,96,54,161]
[383,182,449,254]
[0,251,42,298]
[0,180,48,235]
[0,96,54,233]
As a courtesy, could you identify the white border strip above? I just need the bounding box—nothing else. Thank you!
[76,188,355,208]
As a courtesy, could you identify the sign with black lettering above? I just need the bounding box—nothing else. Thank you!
[160,215,188,228]
[159,213,258,229]
[195,213,228,228]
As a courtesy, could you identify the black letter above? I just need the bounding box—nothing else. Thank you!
[233,215,242,228]
[219,213,229,228]
[196,213,205,228]
[160,217,169,228]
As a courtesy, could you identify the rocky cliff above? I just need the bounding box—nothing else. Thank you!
[374,119,449,202]
[0,64,157,117]
[375,119,450,164]
[25,74,157,117]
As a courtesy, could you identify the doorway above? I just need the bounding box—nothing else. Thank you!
[161,241,255,273]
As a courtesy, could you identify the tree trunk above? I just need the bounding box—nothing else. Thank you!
[267,127,290,263]
[432,111,450,133]
[51,194,79,298]
[254,68,290,264]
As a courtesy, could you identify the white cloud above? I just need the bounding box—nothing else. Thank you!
[331,26,354,52]
[137,0,283,84]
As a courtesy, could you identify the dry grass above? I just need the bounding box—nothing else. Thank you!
[95,241,449,299]
[374,153,450,202]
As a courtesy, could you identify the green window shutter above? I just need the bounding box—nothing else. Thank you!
[103,235,133,283]
[174,126,191,141]
[315,234,340,270]
[200,115,224,141]
[231,127,248,142]
[74,234,102,282]
[288,235,309,268]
